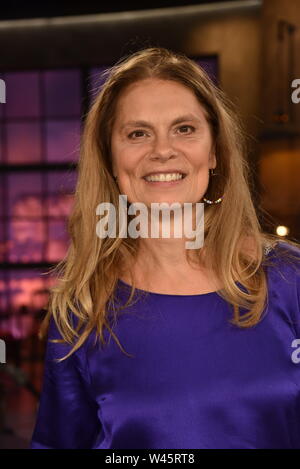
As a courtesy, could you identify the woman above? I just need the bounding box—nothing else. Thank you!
[30,47,300,449]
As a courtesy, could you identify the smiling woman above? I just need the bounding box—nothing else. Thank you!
[30,47,300,449]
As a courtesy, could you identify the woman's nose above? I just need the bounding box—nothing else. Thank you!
[150,134,178,160]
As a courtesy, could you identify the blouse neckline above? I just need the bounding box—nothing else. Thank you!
[117,278,221,298]
[117,242,279,298]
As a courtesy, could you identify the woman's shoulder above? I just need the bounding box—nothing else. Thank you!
[273,239,300,253]
[266,240,300,266]
[264,240,300,296]
[264,240,300,336]
[241,236,300,269]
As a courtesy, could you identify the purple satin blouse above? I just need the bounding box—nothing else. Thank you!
[30,241,300,449]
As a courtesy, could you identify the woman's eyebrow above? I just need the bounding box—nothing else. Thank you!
[120,114,203,131]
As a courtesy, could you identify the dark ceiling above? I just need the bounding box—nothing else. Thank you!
[0,0,248,21]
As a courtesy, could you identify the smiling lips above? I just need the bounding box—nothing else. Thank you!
[142,173,187,187]
[145,173,185,183]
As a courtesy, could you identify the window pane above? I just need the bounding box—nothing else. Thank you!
[46,119,81,162]
[6,122,41,163]
[0,173,5,216]
[46,220,69,262]
[8,219,45,263]
[0,121,4,163]
[44,69,81,117]
[196,57,218,84]
[0,269,53,338]
[5,71,40,118]
[0,271,9,315]
[0,218,6,263]
[7,172,43,218]
[47,170,76,216]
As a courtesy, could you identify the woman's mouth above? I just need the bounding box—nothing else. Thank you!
[142,172,187,186]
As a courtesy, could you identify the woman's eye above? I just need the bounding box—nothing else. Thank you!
[178,125,195,134]
[128,130,146,139]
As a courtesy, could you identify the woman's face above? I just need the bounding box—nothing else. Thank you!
[110,78,216,207]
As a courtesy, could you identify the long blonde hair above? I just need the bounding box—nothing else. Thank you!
[40,47,300,362]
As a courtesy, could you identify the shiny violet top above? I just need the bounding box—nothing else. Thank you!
[30,241,300,449]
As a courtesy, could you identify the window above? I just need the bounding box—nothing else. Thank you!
[0,68,82,336]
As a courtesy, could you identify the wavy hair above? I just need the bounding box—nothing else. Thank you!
[39,47,300,361]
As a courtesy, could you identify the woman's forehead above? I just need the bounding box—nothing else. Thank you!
[114,79,207,121]
[117,77,195,100]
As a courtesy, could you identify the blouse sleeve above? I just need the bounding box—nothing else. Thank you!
[30,316,102,449]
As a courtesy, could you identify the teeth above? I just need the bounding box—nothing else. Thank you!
[145,173,184,182]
